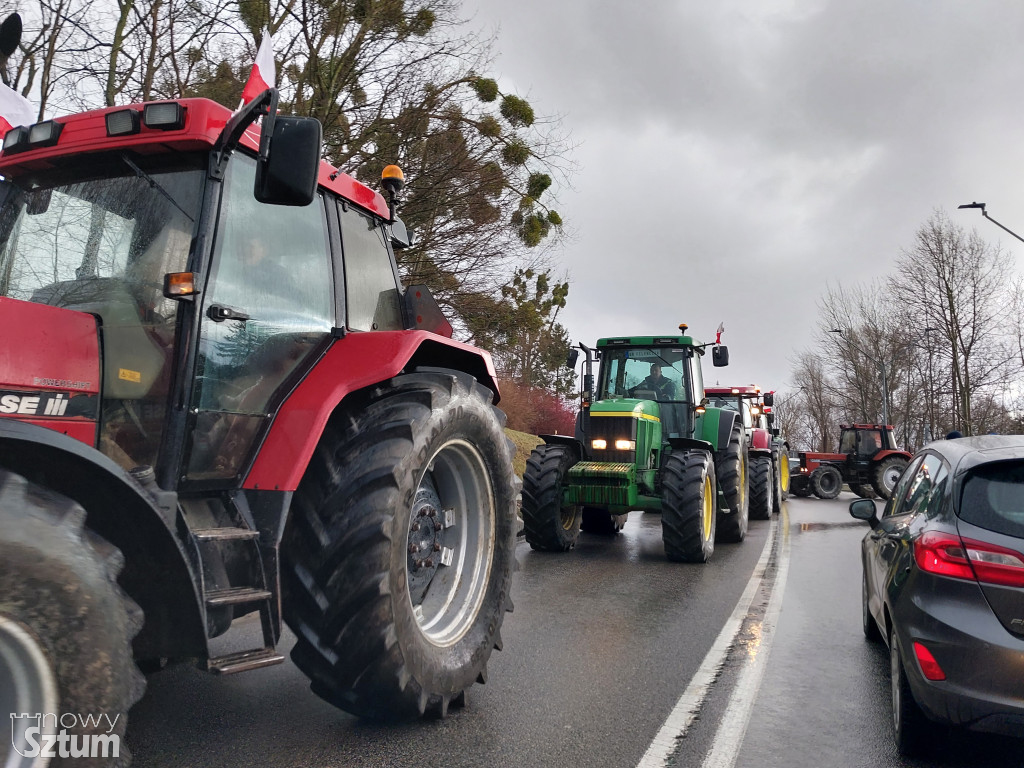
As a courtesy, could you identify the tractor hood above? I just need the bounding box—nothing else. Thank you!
[589,398,662,422]
[0,297,100,446]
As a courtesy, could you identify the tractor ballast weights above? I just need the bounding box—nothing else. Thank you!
[521,323,750,563]
[0,88,520,756]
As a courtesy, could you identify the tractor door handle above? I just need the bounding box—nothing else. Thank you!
[207,304,250,323]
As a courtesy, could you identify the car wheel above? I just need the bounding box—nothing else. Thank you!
[890,627,931,757]
[862,570,882,643]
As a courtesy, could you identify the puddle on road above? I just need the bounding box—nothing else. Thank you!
[797,521,870,533]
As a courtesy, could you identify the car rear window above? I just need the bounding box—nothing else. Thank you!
[959,460,1024,539]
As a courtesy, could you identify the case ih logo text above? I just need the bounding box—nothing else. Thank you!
[10,712,120,759]
[0,391,71,416]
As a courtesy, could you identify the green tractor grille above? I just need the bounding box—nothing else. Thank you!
[566,462,638,507]
[588,415,637,463]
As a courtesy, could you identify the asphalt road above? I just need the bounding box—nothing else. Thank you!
[125,495,1024,767]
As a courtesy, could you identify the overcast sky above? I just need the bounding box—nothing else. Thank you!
[461,0,1024,393]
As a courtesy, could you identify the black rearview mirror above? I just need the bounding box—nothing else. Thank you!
[255,116,322,206]
[712,345,729,367]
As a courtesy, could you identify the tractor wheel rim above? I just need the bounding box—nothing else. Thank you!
[560,506,577,530]
[407,439,495,647]
[702,476,713,540]
[780,454,790,491]
[882,466,902,493]
[0,614,59,758]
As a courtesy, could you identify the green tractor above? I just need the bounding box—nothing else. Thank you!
[521,325,747,562]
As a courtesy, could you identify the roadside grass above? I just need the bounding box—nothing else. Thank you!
[505,429,543,479]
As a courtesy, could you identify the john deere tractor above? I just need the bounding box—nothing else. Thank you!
[521,325,747,563]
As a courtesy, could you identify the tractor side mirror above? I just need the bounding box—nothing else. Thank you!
[712,345,729,367]
[566,348,580,368]
[255,116,323,206]
[390,216,414,249]
[763,392,774,406]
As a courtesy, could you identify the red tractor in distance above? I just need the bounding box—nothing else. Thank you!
[704,386,790,519]
[0,87,519,757]
[789,424,911,500]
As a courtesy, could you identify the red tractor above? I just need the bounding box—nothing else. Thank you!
[705,386,790,519]
[0,88,518,757]
[789,423,911,500]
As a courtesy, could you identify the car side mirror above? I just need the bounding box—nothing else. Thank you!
[849,498,879,529]
[712,345,729,367]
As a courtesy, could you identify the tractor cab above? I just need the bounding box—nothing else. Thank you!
[838,424,896,460]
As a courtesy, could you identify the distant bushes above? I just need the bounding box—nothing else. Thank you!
[498,380,577,437]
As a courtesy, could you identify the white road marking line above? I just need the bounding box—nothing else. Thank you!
[636,512,780,768]
[701,506,791,768]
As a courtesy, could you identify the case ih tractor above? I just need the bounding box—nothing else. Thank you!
[788,423,911,500]
[0,89,519,758]
[704,387,790,519]
[521,325,748,563]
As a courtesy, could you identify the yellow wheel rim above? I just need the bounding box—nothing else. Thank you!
[702,475,713,540]
[561,506,577,530]
[780,453,790,492]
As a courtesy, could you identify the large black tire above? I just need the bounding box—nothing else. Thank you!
[521,444,581,551]
[749,455,773,520]
[872,456,909,500]
[714,419,749,543]
[0,469,145,767]
[811,465,842,499]
[849,482,877,499]
[661,451,717,563]
[789,473,812,498]
[281,371,518,720]
[580,507,627,535]
[890,627,932,757]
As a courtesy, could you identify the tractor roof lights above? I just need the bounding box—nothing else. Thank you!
[144,102,186,130]
[106,109,141,137]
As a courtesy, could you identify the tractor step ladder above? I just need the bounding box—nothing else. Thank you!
[189,526,285,675]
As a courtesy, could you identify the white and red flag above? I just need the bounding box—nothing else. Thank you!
[0,81,35,135]
[715,322,725,345]
[238,28,275,108]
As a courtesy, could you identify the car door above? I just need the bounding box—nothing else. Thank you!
[865,455,923,614]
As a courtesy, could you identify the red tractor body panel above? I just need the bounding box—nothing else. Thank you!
[0,99,391,220]
[0,297,100,446]
[245,331,499,491]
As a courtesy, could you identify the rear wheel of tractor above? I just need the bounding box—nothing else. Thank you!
[281,371,518,720]
[580,507,627,535]
[715,420,749,543]
[872,456,909,500]
[777,450,791,502]
[661,451,717,562]
[0,469,145,766]
[521,445,581,551]
[749,455,773,520]
[811,465,843,499]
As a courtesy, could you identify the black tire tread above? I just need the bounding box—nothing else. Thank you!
[521,444,580,551]
[749,455,773,520]
[661,451,716,563]
[715,421,748,543]
[281,371,517,721]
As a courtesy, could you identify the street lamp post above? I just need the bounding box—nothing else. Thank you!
[957,202,1024,244]
[829,329,890,426]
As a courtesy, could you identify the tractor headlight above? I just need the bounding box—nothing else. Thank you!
[592,439,607,450]
[614,439,636,451]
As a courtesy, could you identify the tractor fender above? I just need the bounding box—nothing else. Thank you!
[540,434,584,457]
[873,449,913,462]
[0,419,206,658]
[667,436,715,453]
[705,407,738,452]
[246,331,500,492]
[749,427,773,454]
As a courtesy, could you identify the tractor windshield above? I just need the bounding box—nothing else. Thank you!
[0,152,205,469]
[599,347,689,402]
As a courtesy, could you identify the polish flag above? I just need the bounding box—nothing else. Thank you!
[239,29,275,108]
[0,81,35,135]
[715,322,725,345]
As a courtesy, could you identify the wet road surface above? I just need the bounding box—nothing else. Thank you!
[126,495,1024,767]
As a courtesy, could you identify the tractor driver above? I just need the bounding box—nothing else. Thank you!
[635,363,677,400]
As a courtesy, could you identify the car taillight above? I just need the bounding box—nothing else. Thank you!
[914,531,1024,587]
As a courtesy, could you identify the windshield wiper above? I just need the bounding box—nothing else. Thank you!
[120,154,194,223]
